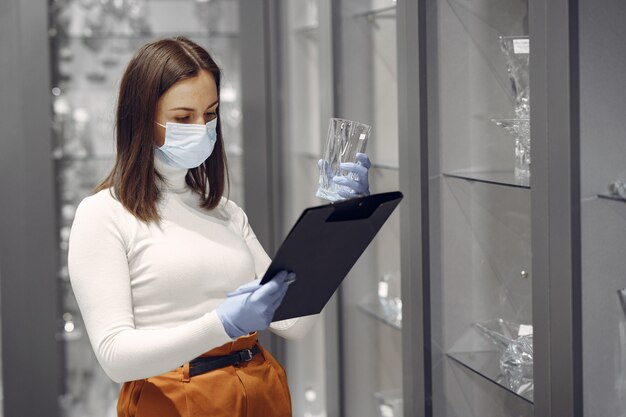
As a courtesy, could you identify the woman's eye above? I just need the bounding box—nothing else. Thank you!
[175,116,190,122]
[205,113,217,121]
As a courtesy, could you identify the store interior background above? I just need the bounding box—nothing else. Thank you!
[1,1,403,416]
[1,0,626,417]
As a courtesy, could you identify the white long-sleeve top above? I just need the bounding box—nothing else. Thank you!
[68,154,318,383]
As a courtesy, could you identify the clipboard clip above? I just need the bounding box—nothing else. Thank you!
[325,197,380,222]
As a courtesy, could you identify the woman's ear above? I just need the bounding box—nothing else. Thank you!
[154,99,166,147]
[154,122,165,147]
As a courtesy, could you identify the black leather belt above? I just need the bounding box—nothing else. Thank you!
[188,345,261,377]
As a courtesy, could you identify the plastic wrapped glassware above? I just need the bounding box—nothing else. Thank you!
[492,36,532,180]
[609,180,626,199]
[491,118,531,181]
[374,389,403,417]
[377,272,402,327]
[473,318,534,400]
[499,36,530,119]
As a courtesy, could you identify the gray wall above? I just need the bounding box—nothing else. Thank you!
[0,1,64,416]
[579,0,626,415]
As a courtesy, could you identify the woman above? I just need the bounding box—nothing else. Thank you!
[68,37,371,417]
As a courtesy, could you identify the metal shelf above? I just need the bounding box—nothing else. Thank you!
[598,193,626,203]
[294,24,319,35]
[443,171,531,189]
[357,295,402,331]
[447,351,533,404]
[352,5,397,21]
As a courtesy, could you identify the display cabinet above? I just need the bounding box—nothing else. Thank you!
[397,0,624,415]
[274,1,403,416]
[422,0,534,415]
[47,1,243,415]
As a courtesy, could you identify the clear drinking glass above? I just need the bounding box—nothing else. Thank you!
[316,118,371,201]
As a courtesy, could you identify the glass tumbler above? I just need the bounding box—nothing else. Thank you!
[316,118,371,201]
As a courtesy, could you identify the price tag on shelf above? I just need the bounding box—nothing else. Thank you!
[518,324,533,336]
[378,281,389,298]
[513,39,530,54]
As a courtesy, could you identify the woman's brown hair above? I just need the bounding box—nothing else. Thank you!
[95,36,228,223]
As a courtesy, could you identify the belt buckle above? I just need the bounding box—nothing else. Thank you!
[238,348,253,363]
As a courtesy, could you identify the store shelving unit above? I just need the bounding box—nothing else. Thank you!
[417,0,536,412]
[3,0,625,416]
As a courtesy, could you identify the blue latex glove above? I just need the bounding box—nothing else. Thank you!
[226,278,263,297]
[216,270,294,339]
[226,275,297,297]
[318,152,371,200]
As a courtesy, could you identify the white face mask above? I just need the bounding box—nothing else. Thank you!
[154,118,218,169]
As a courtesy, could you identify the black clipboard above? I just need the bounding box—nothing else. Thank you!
[260,191,403,321]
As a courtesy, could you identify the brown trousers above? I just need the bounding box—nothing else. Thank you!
[116,332,292,417]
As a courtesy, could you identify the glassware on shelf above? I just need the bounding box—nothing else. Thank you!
[608,180,626,200]
[305,0,318,28]
[374,389,403,417]
[194,0,221,36]
[499,36,530,119]
[357,272,402,330]
[491,36,531,181]
[491,118,531,181]
[316,118,371,201]
[53,0,151,40]
[473,318,534,400]
[377,272,402,326]
[52,93,73,159]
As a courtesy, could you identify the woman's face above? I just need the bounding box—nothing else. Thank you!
[154,69,219,147]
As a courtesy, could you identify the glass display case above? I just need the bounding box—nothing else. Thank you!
[277,1,402,416]
[47,1,242,415]
[423,0,534,415]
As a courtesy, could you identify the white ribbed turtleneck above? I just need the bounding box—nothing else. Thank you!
[67,153,318,383]
[154,151,189,192]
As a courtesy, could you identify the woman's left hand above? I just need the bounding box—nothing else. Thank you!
[318,152,371,200]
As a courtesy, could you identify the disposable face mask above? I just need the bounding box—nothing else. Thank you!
[154,118,217,169]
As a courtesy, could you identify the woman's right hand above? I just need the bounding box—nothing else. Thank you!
[216,270,294,339]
